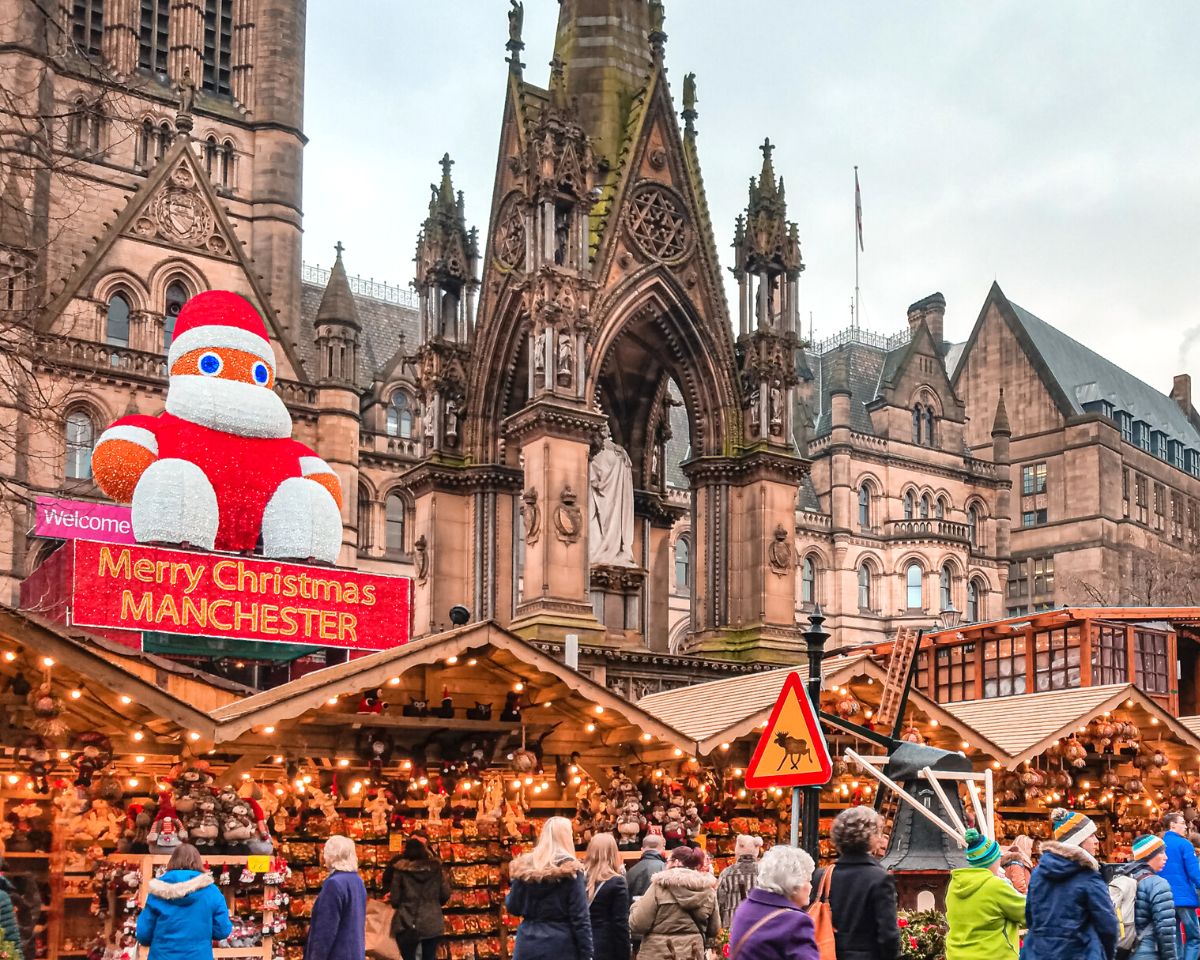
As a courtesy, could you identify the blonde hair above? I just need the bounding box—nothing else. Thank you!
[527,816,577,873]
[584,832,621,899]
[324,835,359,872]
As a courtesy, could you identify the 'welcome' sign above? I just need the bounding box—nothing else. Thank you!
[69,540,410,651]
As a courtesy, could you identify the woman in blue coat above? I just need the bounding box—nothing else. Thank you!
[506,817,593,960]
[135,844,233,960]
[306,836,367,960]
[1022,809,1118,960]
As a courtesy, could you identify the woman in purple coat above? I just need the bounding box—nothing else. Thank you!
[305,836,367,960]
[727,846,819,960]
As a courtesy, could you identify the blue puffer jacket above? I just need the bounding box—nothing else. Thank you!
[506,856,593,960]
[135,870,233,960]
[1121,862,1177,960]
[1159,831,1200,910]
[0,876,22,960]
[1022,842,1118,960]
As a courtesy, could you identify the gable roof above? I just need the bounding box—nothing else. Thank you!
[40,135,307,382]
[1009,302,1200,449]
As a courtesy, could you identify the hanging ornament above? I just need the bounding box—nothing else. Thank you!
[1124,776,1144,797]
[900,726,925,744]
[69,732,114,787]
[1063,739,1088,769]
[17,735,55,794]
[834,693,861,719]
[28,680,67,738]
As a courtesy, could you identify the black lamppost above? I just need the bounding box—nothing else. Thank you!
[800,604,830,854]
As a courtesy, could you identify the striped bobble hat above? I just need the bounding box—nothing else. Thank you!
[1051,807,1098,847]
[1132,834,1165,861]
[965,828,1001,868]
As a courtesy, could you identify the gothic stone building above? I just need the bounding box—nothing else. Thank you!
[1,0,1195,698]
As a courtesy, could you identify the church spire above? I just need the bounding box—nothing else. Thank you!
[314,242,360,386]
[414,154,478,346]
[316,242,360,330]
[552,0,656,172]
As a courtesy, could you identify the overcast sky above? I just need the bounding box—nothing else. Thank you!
[302,1,1200,394]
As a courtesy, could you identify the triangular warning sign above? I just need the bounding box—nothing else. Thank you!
[744,672,833,789]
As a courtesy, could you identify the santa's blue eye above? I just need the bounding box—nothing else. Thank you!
[252,362,270,385]
[198,352,222,376]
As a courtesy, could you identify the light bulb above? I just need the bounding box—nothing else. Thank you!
[69,689,82,699]
[513,682,524,693]
[127,778,139,788]
[337,759,350,767]
[585,723,596,733]
[264,725,275,735]
[134,755,145,764]
[720,743,730,751]
[188,731,200,741]
[120,695,132,705]
[594,706,604,715]
[327,697,338,705]
[388,676,401,686]
[446,656,458,665]
[641,733,652,742]
[41,656,54,668]
[673,748,683,757]
[133,731,144,741]
[512,780,522,789]
[1,651,14,662]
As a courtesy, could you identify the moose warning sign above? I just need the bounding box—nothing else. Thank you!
[744,671,833,789]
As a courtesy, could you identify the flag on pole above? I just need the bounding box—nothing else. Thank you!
[855,167,864,251]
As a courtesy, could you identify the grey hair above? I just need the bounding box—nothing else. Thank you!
[756,845,815,899]
[642,833,665,851]
[831,806,883,855]
[324,835,359,872]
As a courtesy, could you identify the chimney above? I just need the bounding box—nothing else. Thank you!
[906,292,946,355]
[1171,374,1193,414]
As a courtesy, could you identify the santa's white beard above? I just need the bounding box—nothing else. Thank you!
[166,374,293,438]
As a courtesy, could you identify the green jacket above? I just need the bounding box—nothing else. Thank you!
[945,868,1026,960]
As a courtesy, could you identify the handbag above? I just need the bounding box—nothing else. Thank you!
[807,866,837,960]
[365,898,402,960]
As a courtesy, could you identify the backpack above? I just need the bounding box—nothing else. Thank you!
[1108,873,1141,953]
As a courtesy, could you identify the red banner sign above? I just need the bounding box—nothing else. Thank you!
[68,540,410,651]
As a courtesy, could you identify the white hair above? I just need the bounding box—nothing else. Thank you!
[756,844,815,899]
[324,835,359,872]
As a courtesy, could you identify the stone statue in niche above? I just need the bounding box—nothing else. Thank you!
[444,398,459,442]
[769,381,784,434]
[554,207,570,266]
[588,422,636,567]
[748,387,761,433]
[556,330,574,387]
[533,328,547,378]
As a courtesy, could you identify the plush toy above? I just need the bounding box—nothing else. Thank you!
[29,682,67,738]
[500,692,522,723]
[425,792,447,823]
[662,804,687,848]
[77,799,124,845]
[89,291,344,562]
[69,732,113,787]
[363,792,392,835]
[616,798,645,850]
[148,798,187,854]
[18,736,55,794]
[358,690,384,715]
[237,788,274,854]
[682,800,702,841]
[221,802,256,848]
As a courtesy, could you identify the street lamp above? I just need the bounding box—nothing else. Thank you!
[800,605,830,856]
[938,603,961,631]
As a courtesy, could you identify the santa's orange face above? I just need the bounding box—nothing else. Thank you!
[171,347,275,389]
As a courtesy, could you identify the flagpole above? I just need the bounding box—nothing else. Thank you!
[854,165,860,330]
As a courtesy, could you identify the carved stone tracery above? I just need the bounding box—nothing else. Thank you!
[625,183,693,264]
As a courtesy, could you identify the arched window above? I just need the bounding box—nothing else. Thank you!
[67,97,86,149]
[936,497,947,520]
[940,564,953,612]
[157,121,173,159]
[905,562,923,610]
[65,410,95,480]
[967,506,980,547]
[385,494,405,554]
[919,494,931,520]
[139,119,153,166]
[357,486,372,551]
[204,136,218,178]
[858,483,871,529]
[925,408,936,447]
[221,141,235,188]
[967,579,981,623]
[857,563,872,611]
[675,536,690,592]
[912,406,922,444]
[903,491,915,520]
[164,280,188,350]
[801,555,816,605]
[386,392,414,439]
[105,293,130,347]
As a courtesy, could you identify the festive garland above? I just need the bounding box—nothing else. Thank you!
[898,909,948,960]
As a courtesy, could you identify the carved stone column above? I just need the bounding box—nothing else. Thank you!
[167,0,203,87]
[504,400,606,645]
[101,0,138,75]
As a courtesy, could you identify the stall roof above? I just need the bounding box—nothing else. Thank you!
[209,620,696,751]
[0,605,240,747]
[1180,716,1200,739]
[942,683,1200,767]
[636,655,1010,758]
[924,607,1200,645]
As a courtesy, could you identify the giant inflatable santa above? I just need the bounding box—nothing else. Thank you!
[91,291,344,564]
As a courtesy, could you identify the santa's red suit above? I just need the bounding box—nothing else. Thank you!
[92,291,344,563]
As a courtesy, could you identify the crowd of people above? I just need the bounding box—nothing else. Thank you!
[92,803,1200,960]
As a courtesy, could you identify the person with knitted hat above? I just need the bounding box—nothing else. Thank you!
[1023,808,1118,960]
[944,828,1026,960]
[1158,812,1200,960]
[1111,834,1176,960]
[716,835,763,929]
[92,290,344,563]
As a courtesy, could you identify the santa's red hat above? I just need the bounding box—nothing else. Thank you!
[167,291,276,372]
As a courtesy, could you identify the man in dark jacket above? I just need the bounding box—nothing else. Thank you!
[1160,813,1200,960]
[627,835,667,901]
[817,807,900,960]
[1120,834,1176,960]
[1023,809,1118,960]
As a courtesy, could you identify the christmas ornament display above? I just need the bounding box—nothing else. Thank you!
[90,290,344,563]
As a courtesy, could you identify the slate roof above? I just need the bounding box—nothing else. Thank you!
[297,281,419,387]
[810,341,891,437]
[1009,302,1200,449]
